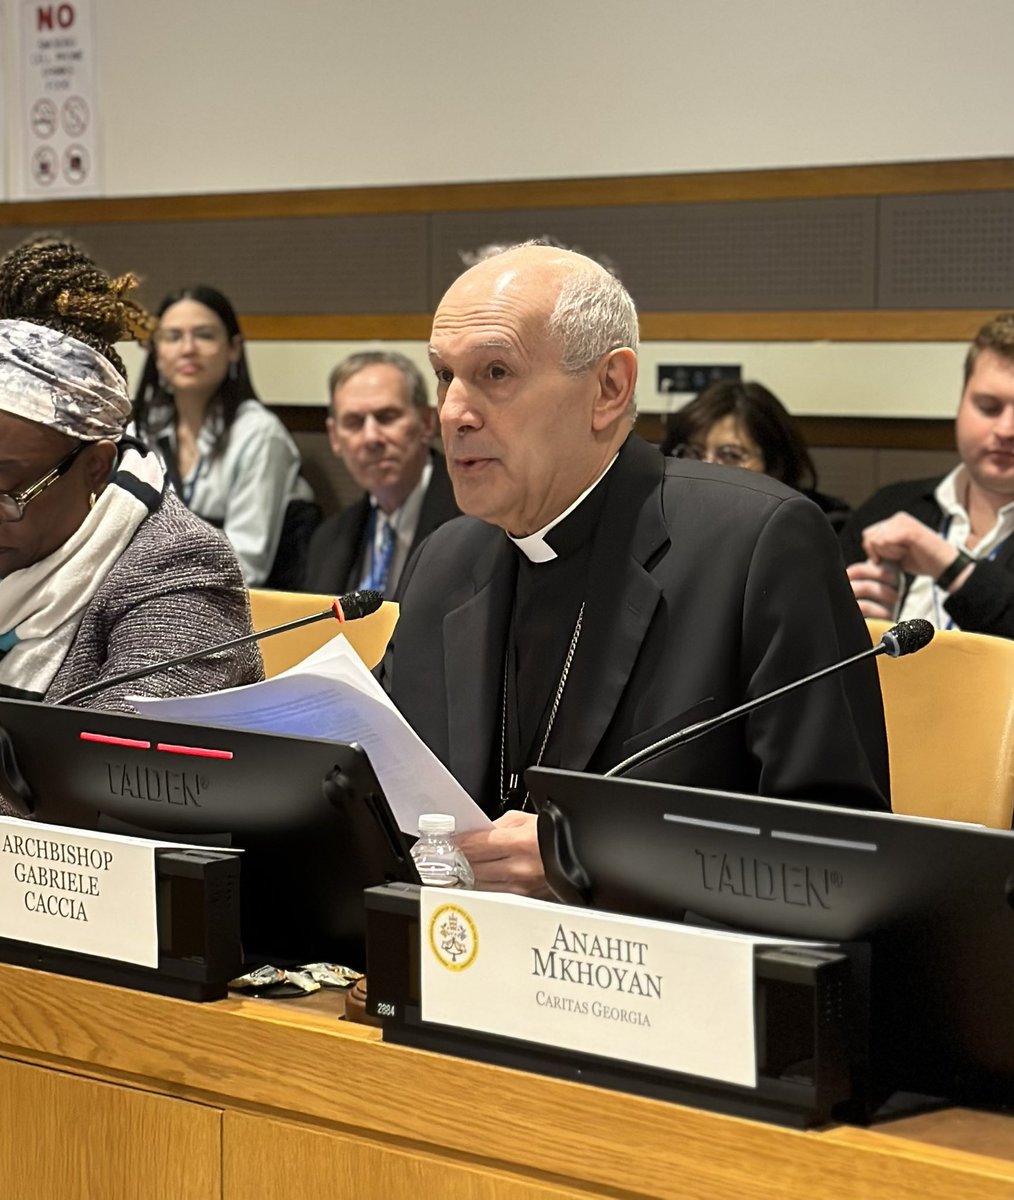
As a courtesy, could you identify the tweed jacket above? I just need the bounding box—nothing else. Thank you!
[46,486,264,711]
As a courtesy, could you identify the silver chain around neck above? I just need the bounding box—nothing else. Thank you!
[499,601,585,812]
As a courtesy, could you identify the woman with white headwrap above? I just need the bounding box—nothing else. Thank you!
[0,238,263,710]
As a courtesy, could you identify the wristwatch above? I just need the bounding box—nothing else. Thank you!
[935,548,976,590]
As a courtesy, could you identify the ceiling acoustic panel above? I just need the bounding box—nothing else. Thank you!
[879,192,1014,309]
[430,197,877,311]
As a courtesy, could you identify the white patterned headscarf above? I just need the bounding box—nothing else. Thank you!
[0,318,130,441]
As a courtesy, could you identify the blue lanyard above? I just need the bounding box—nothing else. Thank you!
[181,464,199,507]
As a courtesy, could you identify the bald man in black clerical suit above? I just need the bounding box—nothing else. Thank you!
[382,244,889,897]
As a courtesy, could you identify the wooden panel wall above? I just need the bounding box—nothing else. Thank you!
[0,157,1009,342]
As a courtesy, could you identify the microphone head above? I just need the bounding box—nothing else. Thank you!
[879,618,935,658]
[333,589,384,622]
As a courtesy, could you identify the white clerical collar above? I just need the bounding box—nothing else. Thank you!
[508,454,619,563]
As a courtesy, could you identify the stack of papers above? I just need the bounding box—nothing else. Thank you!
[133,634,491,835]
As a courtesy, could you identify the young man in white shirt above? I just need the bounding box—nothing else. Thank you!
[842,313,1014,638]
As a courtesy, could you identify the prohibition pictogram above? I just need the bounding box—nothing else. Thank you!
[63,143,89,184]
[31,98,57,139]
[62,95,90,137]
[31,145,58,186]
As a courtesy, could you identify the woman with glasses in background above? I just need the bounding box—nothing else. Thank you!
[0,238,261,720]
[661,380,851,531]
[132,286,319,589]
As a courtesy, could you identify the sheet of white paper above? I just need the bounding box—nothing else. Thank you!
[132,636,491,834]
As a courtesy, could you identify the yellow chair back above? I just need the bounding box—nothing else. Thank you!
[248,589,398,678]
[867,619,1014,827]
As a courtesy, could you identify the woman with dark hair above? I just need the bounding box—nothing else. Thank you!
[662,380,851,529]
[0,239,261,721]
[132,286,318,587]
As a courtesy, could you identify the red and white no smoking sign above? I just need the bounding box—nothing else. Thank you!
[18,1,101,197]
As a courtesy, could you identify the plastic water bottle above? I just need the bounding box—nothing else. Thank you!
[411,814,475,889]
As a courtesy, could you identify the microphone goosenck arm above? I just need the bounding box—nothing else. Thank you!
[605,617,934,779]
[55,589,384,707]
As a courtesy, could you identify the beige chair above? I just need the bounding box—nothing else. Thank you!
[248,589,398,678]
[867,618,1014,827]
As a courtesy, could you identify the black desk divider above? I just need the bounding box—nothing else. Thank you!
[0,696,418,991]
[527,768,1014,1111]
[0,847,241,1001]
[367,767,1014,1125]
[364,882,872,1129]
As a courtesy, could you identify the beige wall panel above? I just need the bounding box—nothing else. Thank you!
[638,341,969,419]
[119,339,969,419]
[290,431,958,519]
[87,2,1014,197]
[0,1057,220,1200]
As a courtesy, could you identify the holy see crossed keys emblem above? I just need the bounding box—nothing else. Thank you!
[429,903,479,971]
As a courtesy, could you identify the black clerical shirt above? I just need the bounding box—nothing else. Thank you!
[497,468,613,814]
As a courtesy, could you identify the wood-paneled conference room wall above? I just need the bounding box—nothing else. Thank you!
[3,2,1011,512]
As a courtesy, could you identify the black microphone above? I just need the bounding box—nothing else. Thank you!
[605,618,934,778]
[878,618,934,658]
[56,589,384,707]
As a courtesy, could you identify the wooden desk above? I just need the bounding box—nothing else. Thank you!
[0,961,1011,1199]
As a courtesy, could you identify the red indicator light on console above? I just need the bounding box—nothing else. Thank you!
[156,742,233,760]
[80,731,152,750]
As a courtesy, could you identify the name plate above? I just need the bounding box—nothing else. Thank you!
[0,816,169,968]
[420,890,781,1089]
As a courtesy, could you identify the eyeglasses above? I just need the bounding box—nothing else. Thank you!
[0,443,87,523]
[155,326,226,347]
[673,442,758,468]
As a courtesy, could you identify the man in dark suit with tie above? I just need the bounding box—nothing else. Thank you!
[383,244,889,896]
[303,351,460,597]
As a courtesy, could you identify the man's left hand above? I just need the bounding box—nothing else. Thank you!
[455,810,553,898]
[861,512,955,580]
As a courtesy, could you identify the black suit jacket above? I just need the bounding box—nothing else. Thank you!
[839,476,1014,640]
[385,435,889,814]
[302,451,460,597]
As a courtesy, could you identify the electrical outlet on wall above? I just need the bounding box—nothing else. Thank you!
[656,364,741,394]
